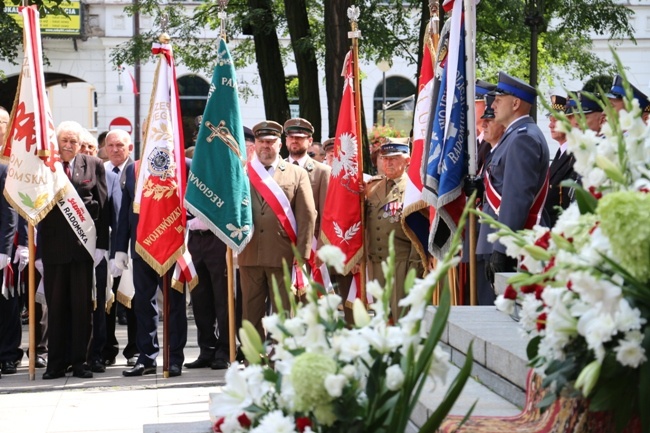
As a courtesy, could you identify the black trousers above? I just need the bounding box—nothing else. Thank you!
[43,260,93,373]
[103,275,138,361]
[132,256,187,367]
[188,231,229,360]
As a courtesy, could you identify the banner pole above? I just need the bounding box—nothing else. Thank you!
[28,224,35,380]
[227,247,236,363]
[162,271,170,378]
[347,6,366,306]
[464,0,478,305]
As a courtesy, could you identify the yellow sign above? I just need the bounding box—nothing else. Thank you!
[3,0,81,36]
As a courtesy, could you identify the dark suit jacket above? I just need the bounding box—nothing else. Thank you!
[0,163,17,256]
[544,149,577,227]
[39,154,109,264]
[477,116,549,255]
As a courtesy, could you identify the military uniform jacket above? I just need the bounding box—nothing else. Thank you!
[239,160,316,268]
[477,116,549,255]
[39,154,109,264]
[289,156,331,239]
[366,173,413,262]
[544,149,577,227]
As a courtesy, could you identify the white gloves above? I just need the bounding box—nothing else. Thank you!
[114,252,129,271]
[93,248,107,267]
[0,253,8,270]
[13,245,29,272]
[109,259,123,278]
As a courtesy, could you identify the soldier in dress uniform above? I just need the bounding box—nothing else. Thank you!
[365,141,420,320]
[238,120,316,339]
[477,72,550,294]
[544,95,579,227]
[606,74,650,123]
[322,138,335,167]
[566,92,605,133]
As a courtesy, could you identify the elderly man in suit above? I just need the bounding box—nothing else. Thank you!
[41,121,109,380]
[477,72,550,299]
[102,129,137,367]
[239,120,316,338]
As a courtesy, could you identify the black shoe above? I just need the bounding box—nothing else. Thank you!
[211,358,230,370]
[43,370,66,380]
[103,357,116,366]
[168,364,182,377]
[72,365,93,379]
[1,361,17,374]
[183,358,212,369]
[90,361,106,373]
[235,347,246,363]
[35,356,47,369]
[122,363,156,377]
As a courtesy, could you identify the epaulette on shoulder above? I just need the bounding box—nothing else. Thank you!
[367,175,383,183]
[516,125,528,134]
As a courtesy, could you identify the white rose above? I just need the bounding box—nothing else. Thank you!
[324,373,348,397]
[385,364,405,391]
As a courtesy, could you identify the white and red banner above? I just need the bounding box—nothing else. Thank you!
[134,42,187,275]
[2,6,95,258]
[320,51,363,275]
[402,33,435,269]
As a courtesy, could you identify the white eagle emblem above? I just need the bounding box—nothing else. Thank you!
[331,132,358,181]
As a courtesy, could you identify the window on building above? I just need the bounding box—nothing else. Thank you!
[373,76,416,135]
[178,75,210,149]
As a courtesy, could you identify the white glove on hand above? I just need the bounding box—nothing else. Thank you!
[0,253,8,270]
[93,248,106,267]
[13,245,29,272]
[35,258,43,276]
[114,252,129,271]
[109,259,123,278]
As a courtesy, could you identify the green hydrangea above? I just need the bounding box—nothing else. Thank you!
[598,191,650,281]
[290,352,337,412]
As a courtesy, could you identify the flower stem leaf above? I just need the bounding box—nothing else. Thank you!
[526,335,541,361]
[639,326,650,433]
[420,342,474,433]
[572,185,598,215]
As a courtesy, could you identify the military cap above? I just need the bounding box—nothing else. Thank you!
[252,120,283,139]
[606,74,650,112]
[490,72,537,105]
[565,93,603,115]
[322,138,335,152]
[243,126,255,142]
[481,95,495,119]
[550,95,567,112]
[284,118,314,137]
[476,80,496,99]
[379,140,410,157]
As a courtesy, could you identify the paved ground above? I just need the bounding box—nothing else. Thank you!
[0,311,221,433]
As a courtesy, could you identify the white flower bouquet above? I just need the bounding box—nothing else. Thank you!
[484,69,650,432]
[209,217,474,433]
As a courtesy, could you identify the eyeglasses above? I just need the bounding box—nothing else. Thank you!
[307,151,315,157]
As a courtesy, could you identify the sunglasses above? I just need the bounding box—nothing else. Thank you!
[307,151,316,157]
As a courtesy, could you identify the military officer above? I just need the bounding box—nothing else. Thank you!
[477,72,550,295]
[284,118,331,248]
[239,120,316,338]
[365,141,420,320]
[322,138,335,167]
[566,92,606,133]
[545,95,578,227]
[607,74,650,123]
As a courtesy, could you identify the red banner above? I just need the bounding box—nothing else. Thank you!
[320,52,363,275]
